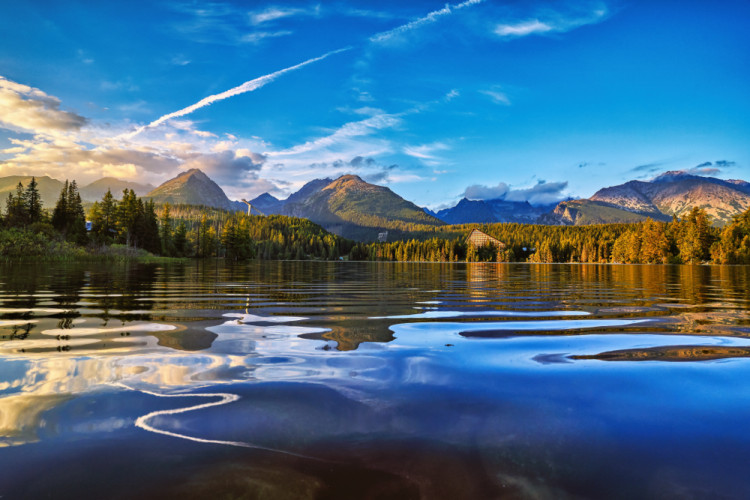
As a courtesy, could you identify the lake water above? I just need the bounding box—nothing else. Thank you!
[1,261,749,499]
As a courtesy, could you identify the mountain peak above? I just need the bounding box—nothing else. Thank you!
[146,169,236,210]
[176,168,209,180]
[325,175,377,194]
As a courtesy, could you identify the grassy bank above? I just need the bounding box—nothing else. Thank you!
[0,228,183,263]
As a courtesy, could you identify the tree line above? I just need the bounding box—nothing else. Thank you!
[1,178,353,260]
[2,177,749,264]
[352,206,750,265]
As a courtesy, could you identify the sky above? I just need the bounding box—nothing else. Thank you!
[0,0,748,208]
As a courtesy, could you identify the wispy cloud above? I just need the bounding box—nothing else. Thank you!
[267,90,456,160]
[267,112,402,157]
[339,7,402,21]
[123,47,351,139]
[630,159,675,173]
[715,160,736,168]
[249,6,320,25]
[240,30,293,43]
[403,142,450,166]
[479,89,511,105]
[685,166,721,176]
[369,0,485,44]
[494,3,609,39]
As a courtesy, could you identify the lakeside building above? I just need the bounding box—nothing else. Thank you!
[467,229,505,248]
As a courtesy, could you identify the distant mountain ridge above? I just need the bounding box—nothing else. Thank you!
[0,175,154,208]
[435,198,555,225]
[0,168,747,233]
[0,175,64,209]
[435,171,750,227]
[80,177,154,201]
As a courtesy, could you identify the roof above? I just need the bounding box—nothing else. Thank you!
[467,228,505,248]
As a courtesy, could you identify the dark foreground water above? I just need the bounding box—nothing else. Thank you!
[1,261,749,499]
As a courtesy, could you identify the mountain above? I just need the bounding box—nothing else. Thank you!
[0,175,65,209]
[279,175,443,239]
[247,193,283,215]
[80,177,154,201]
[436,198,553,224]
[145,169,238,210]
[582,172,750,225]
[284,178,332,205]
[540,199,671,225]
[248,178,333,216]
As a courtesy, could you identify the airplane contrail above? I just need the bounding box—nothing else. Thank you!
[369,0,485,43]
[123,0,485,139]
[123,47,351,139]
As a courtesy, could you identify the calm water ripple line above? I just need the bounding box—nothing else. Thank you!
[110,383,323,461]
[372,310,591,320]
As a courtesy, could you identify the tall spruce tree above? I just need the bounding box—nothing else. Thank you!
[51,180,69,233]
[23,177,42,224]
[160,203,175,256]
[67,181,87,245]
[138,199,160,254]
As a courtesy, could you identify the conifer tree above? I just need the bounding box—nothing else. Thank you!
[160,203,175,256]
[23,177,42,223]
[51,180,69,232]
[66,181,87,245]
[90,189,118,244]
[173,221,188,257]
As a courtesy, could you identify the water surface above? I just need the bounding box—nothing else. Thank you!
[1,261,749,499]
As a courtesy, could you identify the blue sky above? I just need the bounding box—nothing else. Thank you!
[0,0,748,208]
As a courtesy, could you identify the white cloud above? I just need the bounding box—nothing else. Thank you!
[249,6,319,25]
[464,180,568,205]
[495,19,552,37]
[0,76,87,134]
[494,4,610,39]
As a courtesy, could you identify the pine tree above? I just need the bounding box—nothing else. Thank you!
[138,199,160,254]
[91,189,118,244]
[52,180,69,232]
[70,182,87,245]
[23,177,42,223]
[173,221,188,257]
[160,203,175,256]
[116,189,141,246]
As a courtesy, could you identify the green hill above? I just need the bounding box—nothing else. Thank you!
[80,177,154,201]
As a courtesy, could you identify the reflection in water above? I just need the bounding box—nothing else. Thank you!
[112,382,318,459]
[0,261,750,498]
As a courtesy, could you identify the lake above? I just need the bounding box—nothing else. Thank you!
[1,261,749,499]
